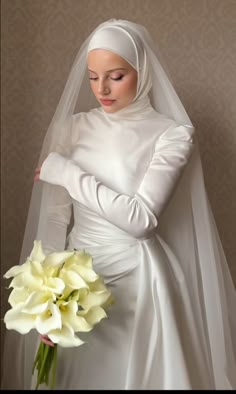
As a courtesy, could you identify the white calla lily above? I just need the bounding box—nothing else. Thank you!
[43,250,74,269]
[8,287,30,307]
[22,290,55,314]
[64,251,93,269]
[4,304,36,334]
[29,240,46,263]
[4,260,31,279]
[78,305,108,326]
[35,303,62,335]
[30,260,44,277]
[59,269,89,290]
[79,290,112,309]
[10,270,43,290]
[48,324,84,347]
[89,277,108,291]
[43,277,65,294]
[67,263,99,283]
[58,300,92,332]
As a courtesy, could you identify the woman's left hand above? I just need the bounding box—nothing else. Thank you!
[34,167,41,182]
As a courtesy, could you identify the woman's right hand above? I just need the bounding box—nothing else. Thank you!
[34,167,41,182]
[39,334,55,347]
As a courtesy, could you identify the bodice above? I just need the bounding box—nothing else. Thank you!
[70,107,174,195]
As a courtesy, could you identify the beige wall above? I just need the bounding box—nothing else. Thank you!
[1,0,236,347]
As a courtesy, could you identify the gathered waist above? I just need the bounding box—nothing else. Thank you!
[67,203,155,280]
[69,202,154,249]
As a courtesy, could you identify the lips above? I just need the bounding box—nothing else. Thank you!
[100,99,115,106]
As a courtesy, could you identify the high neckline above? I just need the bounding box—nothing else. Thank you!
[100,96,155,121]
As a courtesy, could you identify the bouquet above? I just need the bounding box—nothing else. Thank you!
[3,240,114,390]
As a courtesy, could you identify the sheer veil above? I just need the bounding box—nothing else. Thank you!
[3,19,236,389]
[20,19,194,261]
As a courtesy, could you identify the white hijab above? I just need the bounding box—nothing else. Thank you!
[87,24,152,103]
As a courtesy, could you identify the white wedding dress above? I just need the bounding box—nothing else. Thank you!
[2,104,236,390]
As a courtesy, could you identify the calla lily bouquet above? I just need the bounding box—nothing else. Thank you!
[3,240,114,390]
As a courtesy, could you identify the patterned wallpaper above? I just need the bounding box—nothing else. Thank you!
[1,0,236,348]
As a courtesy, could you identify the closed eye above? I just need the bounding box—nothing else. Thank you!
[89,75,124,81]
[111,75,124,81]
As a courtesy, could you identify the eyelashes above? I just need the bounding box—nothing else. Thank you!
[89,75,124,81]
[111,75,124,81]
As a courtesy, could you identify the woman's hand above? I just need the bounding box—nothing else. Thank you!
[34,167,41,182]
[39,334,55,347]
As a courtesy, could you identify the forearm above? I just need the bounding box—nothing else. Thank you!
[40,125,195,239]
[40,155,157,239]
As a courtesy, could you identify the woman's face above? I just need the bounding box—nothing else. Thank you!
[87,49,138,113]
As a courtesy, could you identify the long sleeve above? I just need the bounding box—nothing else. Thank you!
[40,124,195,239]
[38,185,73,253]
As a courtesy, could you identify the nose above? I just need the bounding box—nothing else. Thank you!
[98,80,110,96]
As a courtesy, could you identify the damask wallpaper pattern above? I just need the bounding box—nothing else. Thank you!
[1,0,236,347]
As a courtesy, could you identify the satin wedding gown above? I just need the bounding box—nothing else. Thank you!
[2,104,235,389]
[36,103,236,390]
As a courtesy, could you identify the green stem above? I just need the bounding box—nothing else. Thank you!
[33,342,57,390]
[38,344,50,383]
[32,342,43,375]
[34,343,49,389]
[50,345,58,390]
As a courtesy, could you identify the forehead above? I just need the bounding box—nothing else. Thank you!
[87,49,133,71]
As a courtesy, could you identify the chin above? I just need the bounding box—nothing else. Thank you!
[102,103,127,113]
[103,106,118,113]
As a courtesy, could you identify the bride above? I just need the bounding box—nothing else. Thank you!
[2,19,236,390]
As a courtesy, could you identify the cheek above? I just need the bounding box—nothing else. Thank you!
[121,77,137,97]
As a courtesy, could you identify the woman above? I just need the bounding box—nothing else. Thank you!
[2,19,236,390]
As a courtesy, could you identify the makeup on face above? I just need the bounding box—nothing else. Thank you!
[87,50,138,113]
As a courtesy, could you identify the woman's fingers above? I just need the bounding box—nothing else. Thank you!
[34,167,41,182]
[39,334,55,347]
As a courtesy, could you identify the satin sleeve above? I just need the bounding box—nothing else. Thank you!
[38,186,73,253]
[40,124,195,239]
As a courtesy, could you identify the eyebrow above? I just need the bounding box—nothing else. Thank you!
[88,67,127,73]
